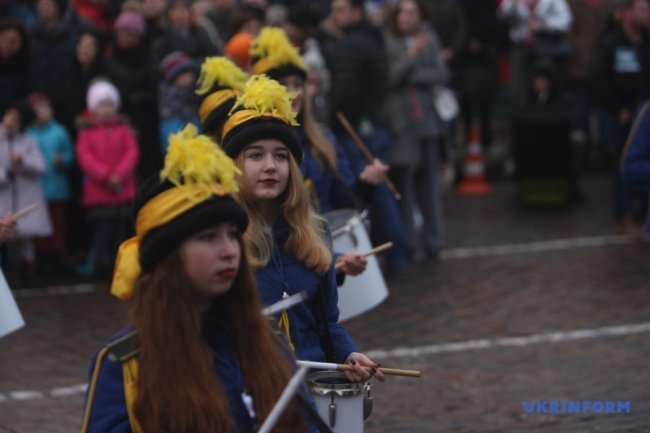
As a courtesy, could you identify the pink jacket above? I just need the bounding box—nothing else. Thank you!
[76,116,139,207]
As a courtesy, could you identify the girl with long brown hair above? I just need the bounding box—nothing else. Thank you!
[80,125,311,433]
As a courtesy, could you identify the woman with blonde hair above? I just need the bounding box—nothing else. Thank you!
[249,27,388,276]
[220,74,384,382]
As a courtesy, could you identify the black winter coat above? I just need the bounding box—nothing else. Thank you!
[320,21,388,134]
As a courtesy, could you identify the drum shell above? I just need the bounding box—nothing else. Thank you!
[325,209,389,322]
[307,371,368,433]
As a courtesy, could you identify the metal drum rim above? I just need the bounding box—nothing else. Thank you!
[326,209,363,238]
[307,370,366,397]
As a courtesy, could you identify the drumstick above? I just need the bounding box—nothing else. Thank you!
[13,203,38,220]
[257,365,309,433]
[297,360,422,378]
[336,112,402,200]
[261,291,308,316]
[335,242,394,270]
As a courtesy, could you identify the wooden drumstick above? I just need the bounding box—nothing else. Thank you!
[297,360,422,378]
[336,112,402,200]
[13,203,37,220]
[335,242,394,270]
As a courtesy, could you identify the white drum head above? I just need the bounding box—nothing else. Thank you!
[325,209,389,322]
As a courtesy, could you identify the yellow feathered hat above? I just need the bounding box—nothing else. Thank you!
[250,27,307,80]
[110,124,247,301]
[196,56,249,137]
[220,74,302,163]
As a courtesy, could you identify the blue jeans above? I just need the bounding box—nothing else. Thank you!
[337,127,410,271]
[392,137,444,255]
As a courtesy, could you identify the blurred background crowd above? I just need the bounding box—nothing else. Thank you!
[0,0,648,289]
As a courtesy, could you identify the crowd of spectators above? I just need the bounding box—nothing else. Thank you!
[1,0,649,287]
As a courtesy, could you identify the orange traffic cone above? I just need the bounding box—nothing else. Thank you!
[455,127,494,196]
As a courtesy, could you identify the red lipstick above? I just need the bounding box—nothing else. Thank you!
[217,268,236,279]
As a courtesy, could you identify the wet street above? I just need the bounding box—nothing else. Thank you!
[1,165,649,433]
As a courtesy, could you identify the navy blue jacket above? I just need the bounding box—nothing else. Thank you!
[83,308,290,432]
[298,126,359,214]
[255,217,358,363]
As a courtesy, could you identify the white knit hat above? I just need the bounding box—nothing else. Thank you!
[86,79,121,113]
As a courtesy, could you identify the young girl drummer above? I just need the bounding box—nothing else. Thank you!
[80,125,312,433]
[249,27,388,278]
[220,74,385,383]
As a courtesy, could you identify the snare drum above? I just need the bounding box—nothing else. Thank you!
[325,209,389,322]
[307,370,372,433]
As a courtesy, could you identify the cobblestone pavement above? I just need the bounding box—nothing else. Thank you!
[1,167,649,433]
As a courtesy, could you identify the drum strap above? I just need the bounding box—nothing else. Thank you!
[331,169,367,212]
[315,276,336,363]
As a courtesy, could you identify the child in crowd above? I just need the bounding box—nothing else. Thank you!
[26,92,74,272]
[0,213,16,245]
[0,103,52,287]
[158,51,200,153]
[76,78,139,279]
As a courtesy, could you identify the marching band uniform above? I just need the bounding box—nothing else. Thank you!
[249,27,367,214]
[80,125,316,433]
[83,314,270,433]
[253,214,357,363]
[249,27,381,285]
[220,74,382,381]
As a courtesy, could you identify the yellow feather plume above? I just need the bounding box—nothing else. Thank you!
[250,27,307,73]
[230,75,299,125]
[160,124,240,195]
[196,56,248,96]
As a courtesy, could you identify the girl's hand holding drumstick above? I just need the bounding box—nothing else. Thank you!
[344,352,386,382]
[336,112,402,200]
[1,204,38,244]
[335,252,367,276]
[0,213,17,244]
[359,158,389,185]
[297,359,422,379]
[335,242,393,272]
